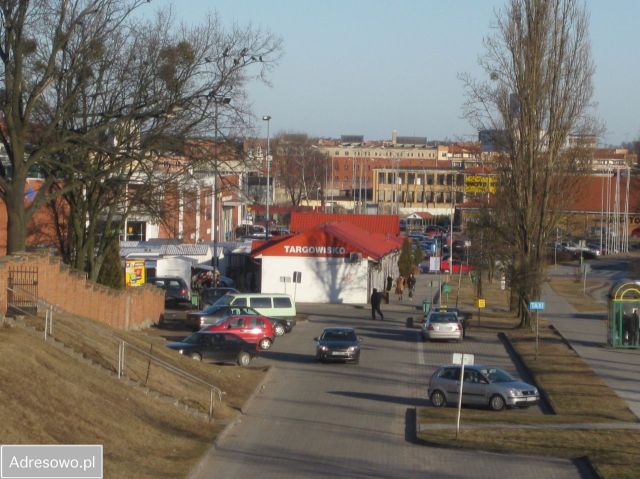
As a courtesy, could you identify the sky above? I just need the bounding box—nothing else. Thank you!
[146,0,639,146]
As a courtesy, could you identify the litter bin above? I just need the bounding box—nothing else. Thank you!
[190,292,200,308]
[422,300,431,313]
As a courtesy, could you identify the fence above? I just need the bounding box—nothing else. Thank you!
[5,285,224,421]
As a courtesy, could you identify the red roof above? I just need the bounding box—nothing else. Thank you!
[290,212,400,235]
[255,222,403,261]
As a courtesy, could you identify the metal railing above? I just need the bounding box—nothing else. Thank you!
[116,337,223,420]
[5,285,224,421]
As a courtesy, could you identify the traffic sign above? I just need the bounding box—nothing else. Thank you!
[475,298,486,308]
[452,353,475,365]
[529,301,545,311]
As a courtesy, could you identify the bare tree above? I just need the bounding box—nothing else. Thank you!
[0,0,282,262]
[272,133,328,207]
[461,0,596,326]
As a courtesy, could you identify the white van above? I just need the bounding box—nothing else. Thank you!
[214,293,297,319]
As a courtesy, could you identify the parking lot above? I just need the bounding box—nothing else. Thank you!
[183,294,588,479]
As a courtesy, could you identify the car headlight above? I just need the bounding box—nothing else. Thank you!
[347,346,359,352]
[319,345,328,351]
[179,349,185,355]
[508,389,523,397]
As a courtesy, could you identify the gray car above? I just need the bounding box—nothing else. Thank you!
[421,310,463,342]
[427,364,540,411]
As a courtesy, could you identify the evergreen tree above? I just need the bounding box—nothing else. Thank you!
[398,238,414,277]
[97,236,124,290]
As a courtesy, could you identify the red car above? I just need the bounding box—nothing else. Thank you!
[203,314,275,350]
[440,259,473,273]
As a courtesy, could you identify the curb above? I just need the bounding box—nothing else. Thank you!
[187,365,275,479]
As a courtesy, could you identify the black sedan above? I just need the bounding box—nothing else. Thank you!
[166,331,258,367]
[314,327,361,364]
[186,305,293,336]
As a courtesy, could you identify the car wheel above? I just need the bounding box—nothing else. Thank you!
[237,351,251,367]
[258,338,272,350]
[430,390,446,407]
[489,394,506,411]
[190,353,202,362]
[274,323,285,337]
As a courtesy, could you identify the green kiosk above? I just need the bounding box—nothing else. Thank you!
[608,281,640,348]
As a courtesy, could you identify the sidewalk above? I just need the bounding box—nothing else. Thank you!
[542,278,640,419]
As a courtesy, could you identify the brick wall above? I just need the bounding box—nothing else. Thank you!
[0,253,164,330]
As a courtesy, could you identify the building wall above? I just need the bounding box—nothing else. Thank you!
[0,253,164,329]
[260,255,369,304]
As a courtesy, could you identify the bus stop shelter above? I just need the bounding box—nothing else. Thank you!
[608,281,640,348]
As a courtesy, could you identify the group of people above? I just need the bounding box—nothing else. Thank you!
[370,272,417,320]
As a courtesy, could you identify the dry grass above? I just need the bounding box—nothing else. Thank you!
[19,310,265,417]
[417,274,639,479]
[4,309,267,477]
[546,276,607,312]
[0,324,224,478]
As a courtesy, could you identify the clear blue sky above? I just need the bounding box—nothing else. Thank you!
[147,0,639,146]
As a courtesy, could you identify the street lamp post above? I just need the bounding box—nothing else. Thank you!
[262,115,271,239]
[212,97,231,271]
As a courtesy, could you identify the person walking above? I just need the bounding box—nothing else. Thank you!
[407,273,416,299]
[370,288,384,320]
[386,275,393,293]
[395,274,405,301]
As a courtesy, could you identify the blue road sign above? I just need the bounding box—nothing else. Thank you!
[529,301,545,311]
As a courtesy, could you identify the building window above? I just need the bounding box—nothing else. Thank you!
[427,174,434,185]
[378,172,385,184]
[408,173,416,184]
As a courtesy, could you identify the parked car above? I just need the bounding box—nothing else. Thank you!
[166,331,258,367]
[186,304,293,336]
[199,287,240,307]
[314,327,361,364]
[147,276,191,307]
[421,310,463,342]
[210,293,297,323]
[440,258,473,273]
[428,364,540,410]
[202,314,275,350]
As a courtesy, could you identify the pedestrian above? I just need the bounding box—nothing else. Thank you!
[395,274,405,301]
[407,273,416,298]
[386,275,393,293]
[632,308,640,346]
[370,288,384,320]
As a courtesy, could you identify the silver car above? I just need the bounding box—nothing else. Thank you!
[421,311,463,341]
[428,365,540,411]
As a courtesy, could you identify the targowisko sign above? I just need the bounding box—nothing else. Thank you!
[283,245,347,256]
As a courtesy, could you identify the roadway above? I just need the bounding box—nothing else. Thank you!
[188,284,590,479]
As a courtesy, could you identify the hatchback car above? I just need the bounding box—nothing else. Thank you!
[314,327,361,364]
[428,365,539,410]
[421,311,463,342]
[147,276,191,307]
[202,314,275,350]
[166,331,258,367]
[186,304,293,336]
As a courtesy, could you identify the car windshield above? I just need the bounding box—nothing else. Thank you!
[202,304,225,315]
[322,330,357,341]
[429,313,458,323]
[212,294,234,307]
[480,367,515,383]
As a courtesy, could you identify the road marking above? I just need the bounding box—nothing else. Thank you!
[417,334,425,365]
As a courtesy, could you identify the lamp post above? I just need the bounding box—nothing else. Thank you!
[262,115,271,239]
[212,96,231,271]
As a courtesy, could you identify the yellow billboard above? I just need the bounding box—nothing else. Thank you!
[125,259,146,287]
[464,175,496,194]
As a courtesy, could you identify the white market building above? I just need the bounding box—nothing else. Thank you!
[254,222,403,304]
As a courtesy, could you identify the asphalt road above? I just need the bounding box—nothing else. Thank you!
[188,301,590,479]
